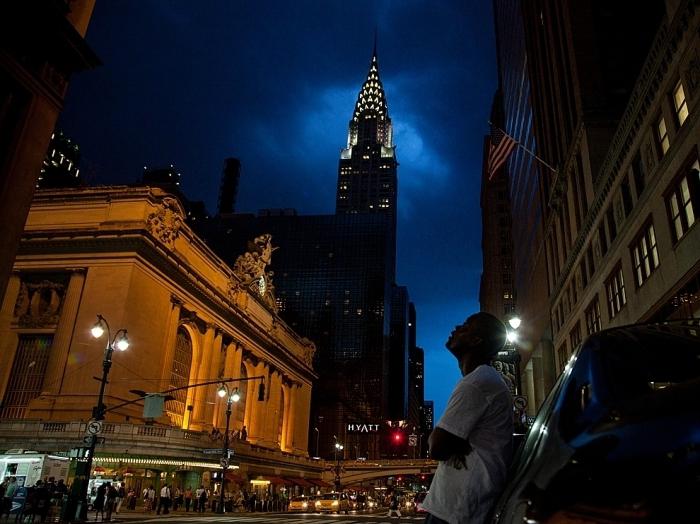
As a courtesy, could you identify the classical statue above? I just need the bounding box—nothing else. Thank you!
[231,234,279,311]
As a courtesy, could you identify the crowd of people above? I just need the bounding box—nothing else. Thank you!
[0,476,68,523]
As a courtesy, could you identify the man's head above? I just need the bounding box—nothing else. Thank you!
[446,312,507,365]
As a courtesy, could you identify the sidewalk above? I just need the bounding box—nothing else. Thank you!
[96,509,256,522]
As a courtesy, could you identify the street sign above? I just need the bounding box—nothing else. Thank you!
[202,448,226,454]
[219,458,228,468]
[86,420,103,435]
[408,434,418,447]
[513,396,527,410]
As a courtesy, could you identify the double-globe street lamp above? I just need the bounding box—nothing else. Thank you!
[77,315,129,521]
[215,383,240,513]
[333,440,344,491]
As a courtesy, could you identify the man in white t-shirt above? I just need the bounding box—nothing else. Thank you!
[422,312,513,524]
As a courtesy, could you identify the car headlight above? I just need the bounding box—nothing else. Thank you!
[302,502,307,509]
[332,500,339,506]
[315,501,321,507]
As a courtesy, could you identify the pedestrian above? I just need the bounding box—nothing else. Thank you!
[156,484,170,515]
[196,485,207,513]
[105,483,117,522]
[387,492,401,518]
[114,483,125,515]
[32,480,50,524]
[127,488,136,510]
[94,484,106,522]
[143,486,155,513]
[2,476,17,519]
[184,487,192,512]
[240,425,247,441]
[421,312,513,524]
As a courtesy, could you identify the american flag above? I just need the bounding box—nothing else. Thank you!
[487,127,517,180]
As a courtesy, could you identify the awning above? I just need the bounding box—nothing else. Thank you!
[284,477,314,487]
[309,479,332,488]
[264,476,289,485]
[225,471,247,483]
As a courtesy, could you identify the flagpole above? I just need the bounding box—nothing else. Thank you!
[487,121,557,175]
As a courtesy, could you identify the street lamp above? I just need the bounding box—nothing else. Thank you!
[334,439,344,491]
[216,383,240,513]
[313,427,320,459]
[505,314,522,395]
[77,315,129,521]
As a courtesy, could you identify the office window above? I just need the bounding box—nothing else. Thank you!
[598,222,608,256]
[631,221,660,287]
[673,80,689,126]
[557,342,569,373]
[631,152,645,198]
[569,322,582,350]
[605,264,627,319]
[585,296,602,335]
[657,115,670,155]
[666,157,699,243]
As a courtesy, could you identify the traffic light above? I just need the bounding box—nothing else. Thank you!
[393,431,402,443]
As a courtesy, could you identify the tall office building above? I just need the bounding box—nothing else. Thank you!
[218,157,241,215]
[336,49,398,226]
[37,130,83,188]
[201,46,410,459]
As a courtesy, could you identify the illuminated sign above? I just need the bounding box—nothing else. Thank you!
[346,423,380,433]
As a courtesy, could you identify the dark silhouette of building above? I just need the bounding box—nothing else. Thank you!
[484,0,699,414]
[0,1,98,302]
[218,157,241,215]
[37,130,83,188]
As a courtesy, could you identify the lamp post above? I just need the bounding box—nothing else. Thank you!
[506,315,523,395]
[313,427,320,458]
[77,315,129,521]
[216,383,240,513]
[333,440,343,491]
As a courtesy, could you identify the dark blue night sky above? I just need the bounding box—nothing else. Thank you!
[59,1,497,420]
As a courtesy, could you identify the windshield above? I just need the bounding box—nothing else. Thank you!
[321,494,340,500]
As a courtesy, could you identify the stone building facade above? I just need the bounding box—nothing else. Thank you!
[0,186,322,492]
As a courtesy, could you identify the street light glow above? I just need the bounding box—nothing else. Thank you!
[508,316,522,330]
[231,388,241,402]
[507,331,518,343]
[91,323,104,338]
[217,385,227,397]
[116,332,129,351]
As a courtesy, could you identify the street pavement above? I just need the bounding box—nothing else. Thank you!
[104,510,426,524]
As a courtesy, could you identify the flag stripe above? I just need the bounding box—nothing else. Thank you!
[487,128,517,180]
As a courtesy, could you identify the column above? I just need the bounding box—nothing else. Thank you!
[247,361,269,444]
[524,360,537,418]
[263,370,282,447]
[206,330,224,427]
[282,383,296,452]
[0,274,21,401]
[41,269,86,395]
[293,383,312,455]
[191,323,215,429]
[158,296,183,386]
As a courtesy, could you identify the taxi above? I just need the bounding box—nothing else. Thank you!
[315,492,351,514]
[288,495,316,512]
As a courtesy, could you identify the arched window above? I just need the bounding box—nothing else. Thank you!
[167,327,192,427]
[235,364,248,429]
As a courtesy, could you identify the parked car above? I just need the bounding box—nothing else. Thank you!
[315,492,350,514]
[491,321,700,523]
[287,495,317,512]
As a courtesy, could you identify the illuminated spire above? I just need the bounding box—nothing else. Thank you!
[352,52,389,122]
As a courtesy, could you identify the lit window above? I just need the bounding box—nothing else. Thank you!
[657,115,670,155]
[666,157,698,243]
[585,296,602,335]
[673,81,689,126]
[631,222,659,287]
[605,264,627,319]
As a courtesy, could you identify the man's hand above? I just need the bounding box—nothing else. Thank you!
[428,426,473,467]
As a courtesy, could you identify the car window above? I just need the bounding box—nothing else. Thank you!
[601,326,700,402]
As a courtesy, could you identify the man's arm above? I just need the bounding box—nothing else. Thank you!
[428,426,472,461]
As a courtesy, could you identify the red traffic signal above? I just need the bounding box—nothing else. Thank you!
[393,431,402,443]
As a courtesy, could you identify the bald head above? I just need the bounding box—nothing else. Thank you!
[446,312,507,362]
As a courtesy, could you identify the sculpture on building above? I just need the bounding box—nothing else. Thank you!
[230,234,279,312]
[14,277,66,328]
[146,197,183,249]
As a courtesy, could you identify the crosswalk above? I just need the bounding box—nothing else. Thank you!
[131,514,425,523]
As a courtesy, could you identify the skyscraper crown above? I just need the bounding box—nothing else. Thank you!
[353,54,389,122]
